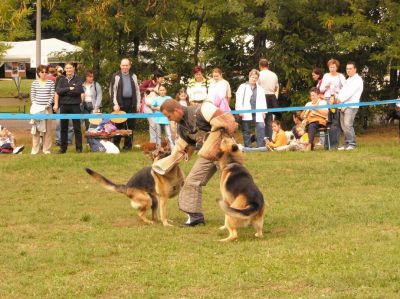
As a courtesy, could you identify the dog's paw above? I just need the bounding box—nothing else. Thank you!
[255,232,263,238]
[219,236,237,242]
[218,225,226,230]
[162,221,173,227]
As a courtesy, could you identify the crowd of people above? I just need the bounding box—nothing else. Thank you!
[0,57,364,155]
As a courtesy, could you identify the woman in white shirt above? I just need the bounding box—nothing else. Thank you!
[319,59,346,149]
[30,65,55,154]
[235,69,267,148]
[186,66,209,105]
[208,68,231,111]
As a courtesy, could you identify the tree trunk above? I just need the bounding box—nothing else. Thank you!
[389,67,399,99]
[194,6,206,65]
[133,35,140,58]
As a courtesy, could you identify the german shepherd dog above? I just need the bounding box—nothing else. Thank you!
[217,136,265,242]
[85,146,184,226]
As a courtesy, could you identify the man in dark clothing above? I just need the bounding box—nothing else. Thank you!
[109,58,141,150]
[54,62,84,154]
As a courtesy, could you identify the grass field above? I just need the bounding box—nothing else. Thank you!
[1,128,399,298]
[0,79,33,98]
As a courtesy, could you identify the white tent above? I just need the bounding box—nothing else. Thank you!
[1,38,82,66]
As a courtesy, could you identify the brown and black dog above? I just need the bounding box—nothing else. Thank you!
[85,147,184,226]
[217,136,265,241]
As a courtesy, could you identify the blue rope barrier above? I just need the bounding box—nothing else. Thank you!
[0,99,399,120]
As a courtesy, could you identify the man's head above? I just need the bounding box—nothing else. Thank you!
[120,58,131,74]
[346,61,357,77]
[310,87,319,102]
[64,62,75,77]
[259,58,269,70]
[47,64,56,76]
[160,99,185,122]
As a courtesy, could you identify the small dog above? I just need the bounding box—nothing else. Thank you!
[85,147,184,226]
[217,136,265,242]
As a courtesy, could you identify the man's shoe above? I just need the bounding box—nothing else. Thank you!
[76,149,82,153]
[184,218,205,227]
[345,145,356,151]
[338,146,346,151]
[57,150,66,154]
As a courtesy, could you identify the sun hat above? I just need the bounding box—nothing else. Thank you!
[111,111,127,123]
[88,113,103,125]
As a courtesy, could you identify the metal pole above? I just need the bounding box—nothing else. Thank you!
[36,0,41,67]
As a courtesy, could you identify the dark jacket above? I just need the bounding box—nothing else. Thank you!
[177,104,212,145]
[109,71,141,110]
[56,74,84,105]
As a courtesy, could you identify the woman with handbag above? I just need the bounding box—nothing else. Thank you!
[82,70,103,130]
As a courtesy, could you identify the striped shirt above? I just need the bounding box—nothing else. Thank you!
[30,80,55,107]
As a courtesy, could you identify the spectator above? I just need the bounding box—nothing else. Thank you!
[54,66,74,146]
[53,62,84,154]
[30,65,55,154]
[241,120,287,152]
[186,66,209,105]
[110,58,141,150]
[337,61,364,150]
[291,111,303,139]
[235,69,266,148]
[155,99,237,226]
[0,125,24,154]
[45,64,57,83]
[207,68,231,111]
[301,87,328,151]
[151,85,174,149]
[275,125,309,152]
[82,70,102,130]
[175,88,189,107]
[319,59,346,149]
[139,69,165,143]
[312,68,323,94]
[258,58,280,139]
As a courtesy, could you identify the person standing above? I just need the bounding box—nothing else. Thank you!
[155,99,237,226]
[319,59,346,149]
[207,68,231,111]
[82,70,102,130]
[186,66,209,105]
[258,58,279,139]
[151,85,174,149]
[139,69,165,143]
[337,61,364,150]
[30,65,55,154]
[235,69,266,148]
[110,58,141,150]
[53,62,84,154]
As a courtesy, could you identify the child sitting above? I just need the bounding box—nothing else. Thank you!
[0,125,25,154]
[275,125,309,151]
[242,120,288,152]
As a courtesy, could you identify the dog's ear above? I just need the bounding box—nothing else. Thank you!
[231,144,239,152]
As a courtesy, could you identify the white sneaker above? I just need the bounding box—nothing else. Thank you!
[44,151,51,154]
[338,146,346,151]
[13,145,24,154]
[345,146,356,151]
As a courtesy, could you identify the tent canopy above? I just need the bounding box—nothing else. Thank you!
[0,38,82,65]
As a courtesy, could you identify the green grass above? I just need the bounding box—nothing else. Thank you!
[1,130,400,298]
[0,79,33,98]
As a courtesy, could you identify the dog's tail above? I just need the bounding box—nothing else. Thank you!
[216,198,259,220]
[85,168,127,194]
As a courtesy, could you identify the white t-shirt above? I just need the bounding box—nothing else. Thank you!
[258,69,279,96]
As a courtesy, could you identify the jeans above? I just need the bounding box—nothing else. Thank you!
[340,108,358,148]
[242,120,265,148]
[242,147,269,152]
[306,121,325,150]
[155,123,175,150]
